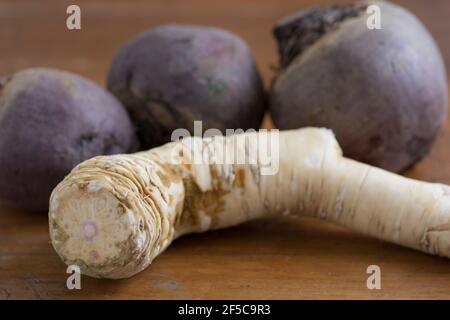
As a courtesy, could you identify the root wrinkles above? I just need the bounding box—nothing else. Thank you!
[426,223,450,233]
[421,223,450,253]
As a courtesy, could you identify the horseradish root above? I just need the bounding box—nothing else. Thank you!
[49,128,450,279]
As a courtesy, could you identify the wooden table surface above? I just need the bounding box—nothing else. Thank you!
[1,0,450,299]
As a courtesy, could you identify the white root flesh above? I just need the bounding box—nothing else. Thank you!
[48,128,450,279]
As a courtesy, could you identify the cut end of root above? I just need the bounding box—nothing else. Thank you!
[49,181,141,278]
[273,2,368,68]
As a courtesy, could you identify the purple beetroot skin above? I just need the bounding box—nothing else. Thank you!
[107,24,266,149]
[270,1,448,172]
[0,68,139,211]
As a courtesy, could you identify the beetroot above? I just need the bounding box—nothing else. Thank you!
[269,1,448,172]
[107,24,266,149]
[0,68,138,211]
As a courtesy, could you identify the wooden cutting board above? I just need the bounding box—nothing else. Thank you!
[1,0,450,300]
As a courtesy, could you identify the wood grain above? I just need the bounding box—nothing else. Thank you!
[1,0,450,299]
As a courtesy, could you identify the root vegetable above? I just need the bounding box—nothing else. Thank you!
[0,68,139,211]
[49,128,450,279]
[269,0,448,172]
[107,24,266,149]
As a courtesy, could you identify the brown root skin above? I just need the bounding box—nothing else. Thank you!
[274,3,368,69]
